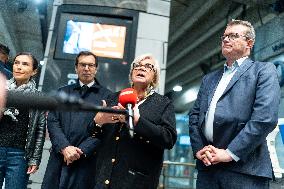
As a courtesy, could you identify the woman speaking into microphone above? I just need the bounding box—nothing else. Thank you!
[92,54,177,189]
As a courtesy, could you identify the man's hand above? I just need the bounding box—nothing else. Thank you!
[196,146,213,166]
[207,145,233,164]
[61,146,83,165]
[196,145,233,166]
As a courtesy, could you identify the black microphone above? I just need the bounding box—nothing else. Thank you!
[6,91,127,114]
[118,88,138,138]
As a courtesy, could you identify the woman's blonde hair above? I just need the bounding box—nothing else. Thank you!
[129,53,160,89]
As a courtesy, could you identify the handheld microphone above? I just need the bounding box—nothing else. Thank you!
[118,88,137,138]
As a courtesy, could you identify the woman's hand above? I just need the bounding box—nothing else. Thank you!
[27,165,38,174]
[113,103,126,123]
[117,103,140,126]
[94,100,125,125]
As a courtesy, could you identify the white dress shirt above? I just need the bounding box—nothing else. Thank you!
[204,56,248,161]
[79,80,95,88]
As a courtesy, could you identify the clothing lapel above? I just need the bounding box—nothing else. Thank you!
[207,69,223,107]
[221,58,254,98]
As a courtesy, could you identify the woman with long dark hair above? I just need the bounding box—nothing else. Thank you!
[0,52,46,189]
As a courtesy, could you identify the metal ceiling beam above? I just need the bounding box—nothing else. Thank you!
[166,6,244,82]
[232,0,278,5]
[169,0,220,47]
[165,46,220,91]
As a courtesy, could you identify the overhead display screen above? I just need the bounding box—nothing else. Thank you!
[63,20,127,59]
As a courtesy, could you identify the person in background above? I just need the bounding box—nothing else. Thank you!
[0,43,12,79]
[0,52,46,189]
[189,19,280,189]
[92,53,177,189]
[42,51,112,189]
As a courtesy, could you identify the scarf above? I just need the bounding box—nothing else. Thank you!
[3,78,37,121]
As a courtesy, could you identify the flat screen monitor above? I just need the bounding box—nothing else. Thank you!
[63,20,127,59]
[54,12,135,63]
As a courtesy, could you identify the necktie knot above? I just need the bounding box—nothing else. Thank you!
[80,85,89,96]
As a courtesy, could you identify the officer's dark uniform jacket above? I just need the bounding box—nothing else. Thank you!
[42,81,112,189]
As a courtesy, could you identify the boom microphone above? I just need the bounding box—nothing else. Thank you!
[118,88,138,138]
[6,91,127,114]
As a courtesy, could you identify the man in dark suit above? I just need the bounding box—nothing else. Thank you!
[189,19,280,189]
[0,43,12,79]
[42,51,112,189]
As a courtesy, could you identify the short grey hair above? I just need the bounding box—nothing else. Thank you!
[227,19,255,44]
[129,53,160,89]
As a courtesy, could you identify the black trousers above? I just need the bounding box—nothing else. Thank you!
[196,168,269,189]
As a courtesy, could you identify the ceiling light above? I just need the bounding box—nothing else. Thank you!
[173,85,182,92]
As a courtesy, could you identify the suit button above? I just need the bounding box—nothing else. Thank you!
[111,158,115,163]
[140,136,143,140]
[105,180,110,185]
[115,136,120,141]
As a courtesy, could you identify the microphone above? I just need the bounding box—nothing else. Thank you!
[118,88,137,138]
[6,91,127,114]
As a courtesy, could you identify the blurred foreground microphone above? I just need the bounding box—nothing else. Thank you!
[119,88,137,138]
[6,91,126,114]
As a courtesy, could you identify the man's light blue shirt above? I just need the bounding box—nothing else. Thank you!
[204,56,248,161]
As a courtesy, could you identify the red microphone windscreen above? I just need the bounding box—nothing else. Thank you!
[119,88,137,108]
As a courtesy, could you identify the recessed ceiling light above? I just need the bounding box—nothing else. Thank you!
[173,85,182,92]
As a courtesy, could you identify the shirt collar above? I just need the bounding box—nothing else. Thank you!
[236,56,248,67]
[224,56,248,73]
[79,80,95,88]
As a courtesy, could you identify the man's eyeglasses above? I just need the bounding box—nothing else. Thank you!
[133,62,155,72]
[221,33,249,41]
[78,63,96,69]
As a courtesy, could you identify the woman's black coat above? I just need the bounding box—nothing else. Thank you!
[94,92,177,189]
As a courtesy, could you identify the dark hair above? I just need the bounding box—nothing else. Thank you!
[0,43,10,55]
[75,51,98,67]
[13,52,39,70]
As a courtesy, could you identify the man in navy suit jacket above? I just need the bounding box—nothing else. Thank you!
[189,19,280,189]
[42,51,112,189]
